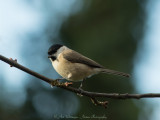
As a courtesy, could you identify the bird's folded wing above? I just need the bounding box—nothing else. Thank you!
[63,50,104,68]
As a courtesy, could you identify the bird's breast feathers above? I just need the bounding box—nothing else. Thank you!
[51,53,96,81]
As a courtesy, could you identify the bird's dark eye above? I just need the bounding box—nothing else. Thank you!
[51,56,56,61]
[48,50,56,55]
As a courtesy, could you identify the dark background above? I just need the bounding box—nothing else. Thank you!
[0,0,151,120]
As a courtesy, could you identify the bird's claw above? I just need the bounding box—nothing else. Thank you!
[77,88,84,97]
[64,82,73,87]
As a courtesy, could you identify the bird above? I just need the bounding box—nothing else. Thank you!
[48,44,130,87]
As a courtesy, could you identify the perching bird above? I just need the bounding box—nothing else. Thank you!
[48,44,130,87]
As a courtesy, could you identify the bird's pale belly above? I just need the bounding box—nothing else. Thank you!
[52,59,94,81]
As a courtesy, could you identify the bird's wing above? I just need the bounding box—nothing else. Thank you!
[63,49,104,68]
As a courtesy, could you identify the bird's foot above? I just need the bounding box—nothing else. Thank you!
[51,80,72,88]
[76,80,84,96]
[54,78,65,85]
[64,82,73,87]
[77,87,84,97]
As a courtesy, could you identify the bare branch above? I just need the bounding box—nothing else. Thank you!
[91,97,108,108]
[0,54,53,84]
[1,54,160,108]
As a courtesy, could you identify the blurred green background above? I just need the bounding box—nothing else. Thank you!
[0,0,152,120]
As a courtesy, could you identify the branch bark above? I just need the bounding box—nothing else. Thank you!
[0,54,160,108]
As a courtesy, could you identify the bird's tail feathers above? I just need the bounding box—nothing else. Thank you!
[100,68,130,78]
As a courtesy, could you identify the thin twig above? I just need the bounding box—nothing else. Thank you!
[1,54,160,108]
[91,97,108,108]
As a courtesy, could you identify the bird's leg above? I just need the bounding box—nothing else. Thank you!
[79,80,84,90]
[79,77,87,90]
[77,79,85,97]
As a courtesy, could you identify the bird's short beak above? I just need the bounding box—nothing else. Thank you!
[48,55,56,61]
[48,55,52,58]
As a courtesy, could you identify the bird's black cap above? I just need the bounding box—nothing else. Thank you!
[48,44,63,55]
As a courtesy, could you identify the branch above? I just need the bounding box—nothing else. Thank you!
[0,54,160,108]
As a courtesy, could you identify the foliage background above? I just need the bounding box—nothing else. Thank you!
[0,0,154,120]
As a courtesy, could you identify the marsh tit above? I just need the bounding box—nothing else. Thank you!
[48,44,130,86]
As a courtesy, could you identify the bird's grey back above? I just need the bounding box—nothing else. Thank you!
[63,49,104,68]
